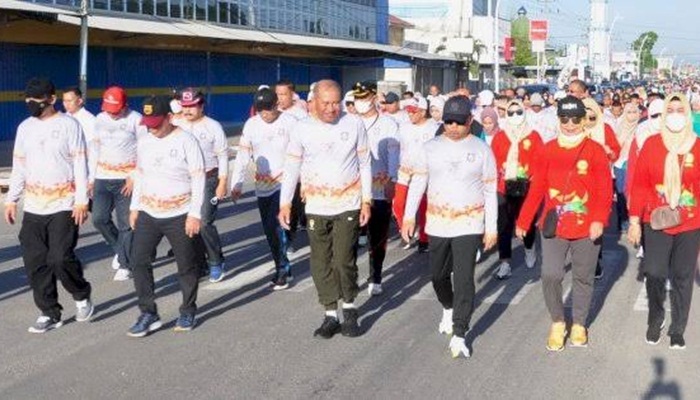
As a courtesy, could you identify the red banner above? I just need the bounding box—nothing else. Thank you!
[504,37,513,62]
[529,20,548,41]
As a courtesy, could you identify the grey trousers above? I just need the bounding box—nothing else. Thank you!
[540,233,601,325]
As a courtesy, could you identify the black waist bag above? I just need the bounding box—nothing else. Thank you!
[505,179,530,198]
[542,209,559,239]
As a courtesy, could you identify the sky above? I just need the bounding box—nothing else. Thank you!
[389,0,700,63]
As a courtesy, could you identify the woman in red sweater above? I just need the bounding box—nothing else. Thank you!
[516,96,613,352]
[491,100,544,280]
[628,93,700,350]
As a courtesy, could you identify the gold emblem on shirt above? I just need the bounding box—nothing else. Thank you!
[523,139,531,151]
[576,159,589,175]
[685,153,695,167]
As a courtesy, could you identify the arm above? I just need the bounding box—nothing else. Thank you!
[230,121,253,194]
[625,138,640,201]
[356,120,373,205]
[88,122,100,184]
[280,126,303,209]
[604,124,621,162]
[71,122,89,207]
[186,137,206,220]
[403,144,428,224]
[213,120,229,179]
[516,147,549,230]
[5,127,26,206]
[628,141,653,221]
[482,146,498,235]
[386,121,400,182]
[589,146,614,225]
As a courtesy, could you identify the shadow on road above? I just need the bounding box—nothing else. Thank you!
[641,357,681,400]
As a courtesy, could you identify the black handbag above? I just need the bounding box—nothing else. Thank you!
[505,178,530,198]
[541,141,588,239]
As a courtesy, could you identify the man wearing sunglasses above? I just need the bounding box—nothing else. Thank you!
[401,96,498,359]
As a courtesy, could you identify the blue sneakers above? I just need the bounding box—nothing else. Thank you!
[127,313,162,338]
[174,313,196,332]
[209,263,225,283]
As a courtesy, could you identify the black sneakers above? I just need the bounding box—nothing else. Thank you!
[669,334,686,350]
[645,325,662,345]
[341,308,361,337]
[417,242,429,253]
[314,316,341,339]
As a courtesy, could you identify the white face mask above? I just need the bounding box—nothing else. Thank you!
[508,114,525,126]
[354,100,373,115]
[559,132,585,144]
[665,113,687,132]
[650,118,661,131]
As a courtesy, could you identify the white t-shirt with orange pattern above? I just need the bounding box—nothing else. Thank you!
[232,112,297,198]
[177,116,229,177]
[130,128,205,219]
[405,134,498,238]
[397,119,439,186]
[361,113,399,201]
[6,113,89,215]
[91,109,143,182]
[281,114,372,216]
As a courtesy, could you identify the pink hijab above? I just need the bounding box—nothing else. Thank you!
[480,107,500,135]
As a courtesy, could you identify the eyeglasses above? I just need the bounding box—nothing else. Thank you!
[444,120,466,126]
[650,113,661,119]
[507,110,524,116]
[559,116,582,124]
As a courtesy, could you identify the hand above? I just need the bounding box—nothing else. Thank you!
[384,181,396,201]
[515,227,527,240]
[278,205,292,230]
[483,233,497,251]
[72,204,88,225]
[401,219,416,243]
[185,216,201,238]
[589,221,604,241]
[4,203,16,225]
[230,188,242,202]
[87,183,94,198]
[359,203,371,227]
[628,222,642,246]
[129,210,139,230]
[121,177,134,197]
[215,181,227,200]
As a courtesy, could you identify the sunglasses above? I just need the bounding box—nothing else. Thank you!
[507,110,524,116]
[650,113,661,119]
[559,116,583,124]
[588,116,597,121]
[444,120,466,126]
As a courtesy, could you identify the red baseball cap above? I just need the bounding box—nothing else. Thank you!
[178,87,204,107]
[102,86,127,114]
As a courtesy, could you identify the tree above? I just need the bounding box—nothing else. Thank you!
[511,14,534,66]
[632,31,658,74]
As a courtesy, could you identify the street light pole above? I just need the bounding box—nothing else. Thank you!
[493,0,501,92]
[637,33,650,80]
[79,0,89,100]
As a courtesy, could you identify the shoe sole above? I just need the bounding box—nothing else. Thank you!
[127,321,163,337]
[76,305,95,322]
[174,325,194,332]
[546,330,568,352]
[646,320,666,345]
[669,344,686,350]
[341,327,361,337]
[569,341,588,348]
[272,283,290,291]
[113,271,132,281]
[314,328,340,339]
[209,273,225,283]
[28,321,63,334]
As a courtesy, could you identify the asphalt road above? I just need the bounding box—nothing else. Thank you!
[0,185,698,399]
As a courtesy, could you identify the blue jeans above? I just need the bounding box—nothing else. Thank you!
[200,175,224,267]
[257,191,290,275]
[613,167,629,230]
[92,179,133,269]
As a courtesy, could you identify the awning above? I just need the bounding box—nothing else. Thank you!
[52,11,457,62]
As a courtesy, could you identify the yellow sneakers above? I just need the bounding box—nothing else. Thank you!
[546,322,567,352]
[570,324,588,347]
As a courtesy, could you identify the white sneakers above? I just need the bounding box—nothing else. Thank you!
[636,246,645,259]
[111,254,120,270]
[368,283,383,296]
[438,308,453,335]
[525,248,537,269]
[449,336,471,358]
[113,268,132,281]
[494,261,512,280]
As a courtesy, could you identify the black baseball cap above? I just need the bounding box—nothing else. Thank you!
[352,81,377,99]
[140,95,172,128]
[254,88,277,112]
[25,77,55,98]
[178,87,205,107]
[557,96,586,118]
[442,96,472,125]
[383,92,400,104]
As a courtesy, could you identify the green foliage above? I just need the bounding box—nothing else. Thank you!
[512,16,534,66]
[632,31,658,73]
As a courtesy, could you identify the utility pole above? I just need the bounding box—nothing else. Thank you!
[637,32,650,79]
[493,0,501,92]
[79,0,89,99]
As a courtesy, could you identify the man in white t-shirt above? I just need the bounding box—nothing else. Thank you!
[62,86,96,144]
[91,86,142,281]
[177,88,229,283]
[231,88,298,290]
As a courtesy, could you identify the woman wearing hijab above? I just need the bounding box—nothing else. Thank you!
[516,96,613,351]
[613,103,641,231]
[628,93,700,350]
[491,100,544,280]
[480,107,500,146]
[582,98,621,279]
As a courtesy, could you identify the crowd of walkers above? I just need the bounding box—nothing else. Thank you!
[5,75,700,359]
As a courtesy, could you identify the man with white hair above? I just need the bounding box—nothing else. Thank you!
[474,90,495,123]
